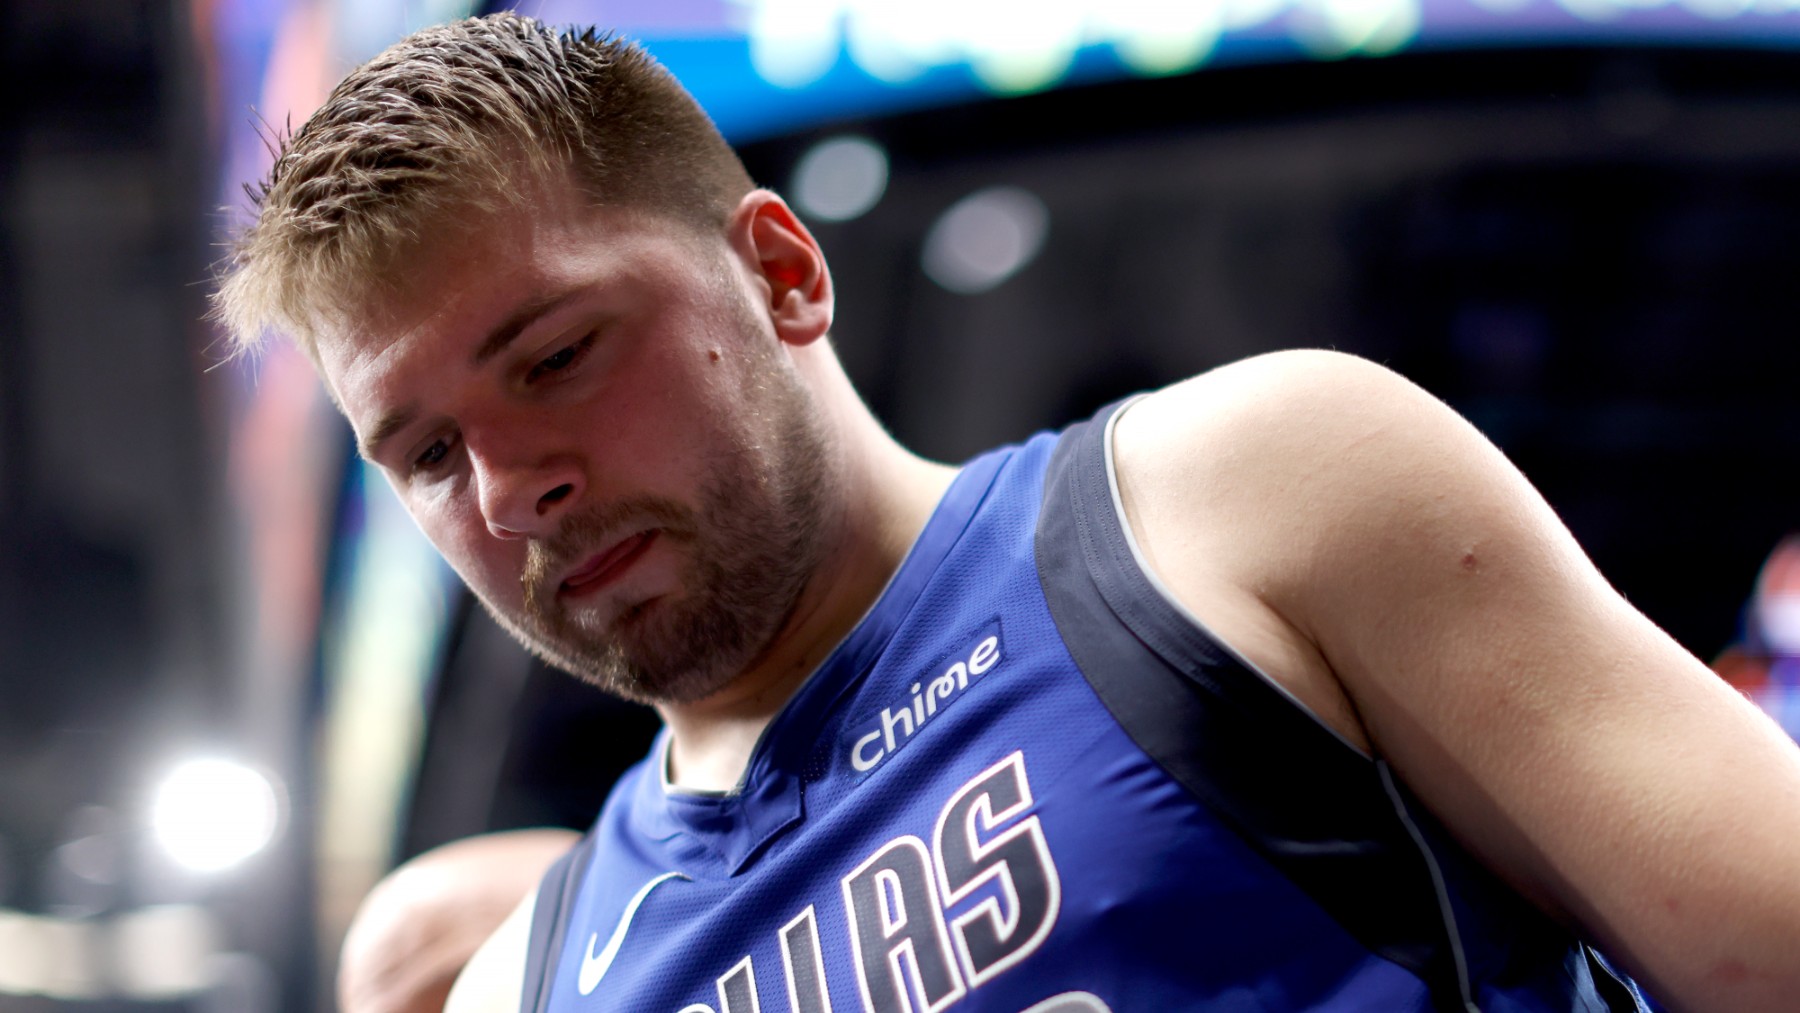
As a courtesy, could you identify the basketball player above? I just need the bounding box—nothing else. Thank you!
[213,15,1800,1012]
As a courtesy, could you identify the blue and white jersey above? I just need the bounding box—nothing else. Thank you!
[520,402,1648,1013]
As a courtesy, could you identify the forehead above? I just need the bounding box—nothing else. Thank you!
[311,193,725,425]
[312,210,533,410]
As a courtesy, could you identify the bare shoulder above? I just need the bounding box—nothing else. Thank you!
[444,891,536,1013]
[1116,348,1800,1010]
[1113,346,1570,671]
[1109,348,1459,749]
[1113,347,1467,516]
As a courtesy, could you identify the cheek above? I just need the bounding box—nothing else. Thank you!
[413,497,522,600]
[586,341,724,466]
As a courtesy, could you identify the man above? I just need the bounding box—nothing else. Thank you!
[214,14,1800,1012]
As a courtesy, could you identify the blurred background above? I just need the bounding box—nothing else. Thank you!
[4,0,1800,1008]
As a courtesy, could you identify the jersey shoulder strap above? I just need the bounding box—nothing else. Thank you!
[519,830,599,1012]
[1036,398,1649,1012]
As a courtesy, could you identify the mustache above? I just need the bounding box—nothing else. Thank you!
[520,496,698,599]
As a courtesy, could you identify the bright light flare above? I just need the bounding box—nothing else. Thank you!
[748,0,844,88]
[150,759,281,873]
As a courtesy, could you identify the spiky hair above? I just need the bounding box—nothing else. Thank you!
[212,13,753,358]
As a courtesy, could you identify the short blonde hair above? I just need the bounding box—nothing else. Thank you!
[212,13,754,358]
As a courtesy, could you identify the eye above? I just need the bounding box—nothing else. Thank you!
[526,333,595,384]
[411,434,458,476]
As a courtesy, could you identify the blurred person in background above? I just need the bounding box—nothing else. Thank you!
[339,828,578,1013]
[213,13,1800,1013]
[1713,534,1800,742]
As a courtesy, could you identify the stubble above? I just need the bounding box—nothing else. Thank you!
[503,360,833,705]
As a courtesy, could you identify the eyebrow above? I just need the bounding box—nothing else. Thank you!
[357,288,587,462]
[473,288,583,366]
[358,405,418,463]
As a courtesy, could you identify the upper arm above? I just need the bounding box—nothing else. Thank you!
[1115,348,1800,1011]
[444,891,536,1013]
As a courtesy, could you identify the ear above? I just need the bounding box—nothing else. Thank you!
[728,190,834,346]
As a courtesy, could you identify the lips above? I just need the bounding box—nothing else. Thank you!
[559,530,658,597]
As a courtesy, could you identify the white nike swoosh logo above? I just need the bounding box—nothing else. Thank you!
[577,871,689,995]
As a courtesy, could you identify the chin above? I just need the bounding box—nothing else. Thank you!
[506,597,747,707]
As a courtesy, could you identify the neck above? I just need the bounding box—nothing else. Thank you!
[658,368,956,792]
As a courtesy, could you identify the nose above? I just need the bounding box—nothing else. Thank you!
[471,446,585,540]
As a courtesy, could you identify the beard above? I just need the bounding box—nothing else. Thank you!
[495,361,834,706]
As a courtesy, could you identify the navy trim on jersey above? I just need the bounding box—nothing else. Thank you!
[1035,400,1518,1011]
[521,832,598,1010]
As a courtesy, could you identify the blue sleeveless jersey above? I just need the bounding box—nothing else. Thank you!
[520,403,1648,1013]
